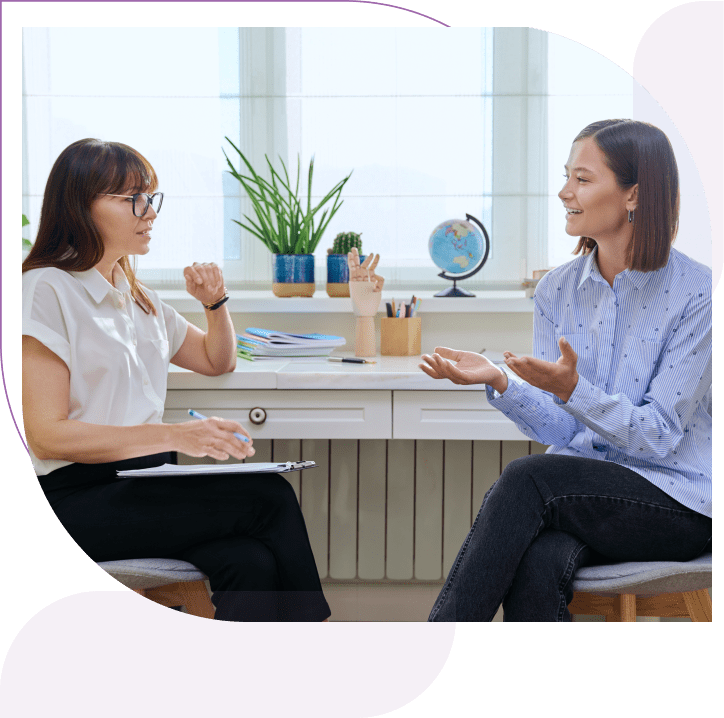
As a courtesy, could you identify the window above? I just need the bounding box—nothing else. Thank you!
[23,27,646,290]
[22,27,240,284]
[228,27,544,289]
[544,36,709,272]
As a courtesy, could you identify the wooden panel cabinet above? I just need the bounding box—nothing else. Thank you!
[165,389,532,441]
[164,390,393,440]
[392,391,529,441]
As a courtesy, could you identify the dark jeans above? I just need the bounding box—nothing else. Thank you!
[41,453,330,622]
[428,454,712,622]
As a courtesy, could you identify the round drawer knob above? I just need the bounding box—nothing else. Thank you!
[249,407,267,425]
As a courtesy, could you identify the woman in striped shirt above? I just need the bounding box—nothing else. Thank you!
[421,119,712,621]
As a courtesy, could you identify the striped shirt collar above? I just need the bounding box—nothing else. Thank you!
[578,246,660,291]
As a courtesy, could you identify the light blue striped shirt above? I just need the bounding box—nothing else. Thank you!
[487,247,712,517]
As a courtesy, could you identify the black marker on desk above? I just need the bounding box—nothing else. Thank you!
[327,357,377,364]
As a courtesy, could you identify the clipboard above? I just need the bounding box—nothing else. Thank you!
[116,461,317,477]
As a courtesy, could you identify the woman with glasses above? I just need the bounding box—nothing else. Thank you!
[22,138,331,622]
[420,119,712,621]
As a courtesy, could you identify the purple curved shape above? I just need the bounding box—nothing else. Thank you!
[0,592,455,718]
[344,1,449,26]
[634,2,724,289]
[0,358,30,457]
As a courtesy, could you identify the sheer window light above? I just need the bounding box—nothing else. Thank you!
[544,34,710,271]
[22,27,240,285]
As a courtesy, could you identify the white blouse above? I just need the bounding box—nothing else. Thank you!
[22,264,188,476]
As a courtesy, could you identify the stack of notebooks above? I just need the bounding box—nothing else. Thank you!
[237,327,346,361]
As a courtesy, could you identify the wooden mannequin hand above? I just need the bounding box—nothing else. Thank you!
[348,248,384,291]
[349,281,382,317]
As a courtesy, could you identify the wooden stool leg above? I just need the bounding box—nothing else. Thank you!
[178,580,215,619]
[682,589,712,622]
[614,593,637,622]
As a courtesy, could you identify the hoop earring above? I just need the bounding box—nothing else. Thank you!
[628,210,635,223]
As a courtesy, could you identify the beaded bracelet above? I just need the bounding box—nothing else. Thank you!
[202,289,229,311]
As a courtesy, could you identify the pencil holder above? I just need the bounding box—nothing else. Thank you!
[381,317,422,356]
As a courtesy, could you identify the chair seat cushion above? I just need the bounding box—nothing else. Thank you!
[98,558,209,590]
[572,552,712,596]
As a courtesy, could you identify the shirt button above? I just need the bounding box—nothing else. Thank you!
[143,379,149,386]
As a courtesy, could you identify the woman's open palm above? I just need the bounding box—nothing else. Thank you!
[419,347,505,386]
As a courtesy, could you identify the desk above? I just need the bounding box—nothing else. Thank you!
[165,353,543,612]
[165,353,529,441]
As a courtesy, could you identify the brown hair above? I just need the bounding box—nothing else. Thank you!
[571,119,680,272]
[22,138,159,314]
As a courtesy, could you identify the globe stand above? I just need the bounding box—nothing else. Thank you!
[434,281,476,297]
[433,214,490,298]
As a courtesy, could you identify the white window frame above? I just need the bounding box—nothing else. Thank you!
[22,27,547,293]
[222,27,548,292]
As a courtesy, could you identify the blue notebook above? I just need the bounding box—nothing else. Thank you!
[244,328,346,347]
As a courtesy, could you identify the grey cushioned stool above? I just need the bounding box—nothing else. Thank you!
[568,552,712,621]
[99,558,215,619]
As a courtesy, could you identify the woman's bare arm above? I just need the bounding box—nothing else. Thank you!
[169,262,236,376]
[22,336,253,464]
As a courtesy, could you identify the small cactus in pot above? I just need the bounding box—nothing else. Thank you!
[329,232,363,256]
[327,232,365,297]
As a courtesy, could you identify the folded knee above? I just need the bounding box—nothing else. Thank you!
[498,455,545,488]
[258,473,300,508]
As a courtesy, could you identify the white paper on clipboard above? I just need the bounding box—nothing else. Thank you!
[117,461,317,477]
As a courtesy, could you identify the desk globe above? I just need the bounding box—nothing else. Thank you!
[428,214,490,297]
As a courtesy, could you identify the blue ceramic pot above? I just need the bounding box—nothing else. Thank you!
[271,254,315,297]
[327,254,366,284]
[326,253,366,297]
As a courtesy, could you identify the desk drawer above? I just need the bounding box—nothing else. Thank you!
[165,390,392,439]
[393,391,529,441]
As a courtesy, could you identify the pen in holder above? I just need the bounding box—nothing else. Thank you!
[381,317,422,356]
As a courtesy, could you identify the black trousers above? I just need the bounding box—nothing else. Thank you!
[40,453,331,622]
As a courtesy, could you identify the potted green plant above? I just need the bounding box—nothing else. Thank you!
[223,137,352,297]
[326,232,366,297]
[22,214,32,260]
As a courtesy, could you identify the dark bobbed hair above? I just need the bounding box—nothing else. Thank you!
[22,138,159,314]
[571,119,680,272]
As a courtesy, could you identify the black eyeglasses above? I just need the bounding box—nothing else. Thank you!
[101,192,164,217]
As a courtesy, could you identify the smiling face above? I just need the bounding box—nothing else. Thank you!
[559,137,637,243]
[89,190,157,262]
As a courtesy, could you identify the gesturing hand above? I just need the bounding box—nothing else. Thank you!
[503,336,579,402]
[348,247,384,291]
[171,416,255,462]
[184,262,226,306]
[419,347,507,391]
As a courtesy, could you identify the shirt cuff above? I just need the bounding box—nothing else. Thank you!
[22,320,71,370]
[560,373,598,420]
[486,366,531,410]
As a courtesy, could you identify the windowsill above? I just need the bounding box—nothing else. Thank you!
[157,289,534,314]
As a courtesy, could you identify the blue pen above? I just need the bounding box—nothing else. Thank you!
[188,409,250,442]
